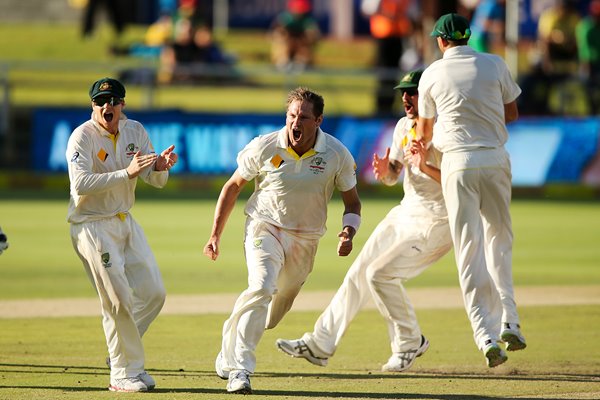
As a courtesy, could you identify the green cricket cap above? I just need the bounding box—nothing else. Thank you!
[394,69,423,90]
[431,13,471,41]
[89,77,126,100]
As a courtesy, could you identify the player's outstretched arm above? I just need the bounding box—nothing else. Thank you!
[204,170,248,261]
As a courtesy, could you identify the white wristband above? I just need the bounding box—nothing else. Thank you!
[342,213,361,232]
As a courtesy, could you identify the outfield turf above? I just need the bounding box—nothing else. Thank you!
[0,306,598,399]
[0,198,599,299]
[0,198,599,399]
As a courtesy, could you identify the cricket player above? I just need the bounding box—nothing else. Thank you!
[418,13,527,368]
[276,70,453,372]
[66,77,178,392]
[204,87,362,394]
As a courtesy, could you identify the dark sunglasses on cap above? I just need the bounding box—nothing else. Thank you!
[401,88,418,96]
[93,96,123,107]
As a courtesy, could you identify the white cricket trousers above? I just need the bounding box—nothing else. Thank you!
[303,205,452,357]
[220,218,319,374]
[441,147,520,350]
[70,214,166,379]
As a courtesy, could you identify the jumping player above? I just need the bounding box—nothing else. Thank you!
[276,69,453,372]
[418,13,527,367]
[204,87,362,394]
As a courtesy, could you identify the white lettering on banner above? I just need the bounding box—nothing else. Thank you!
[49,121,72,171]
[46,120,277,174]
[146,123,185,172]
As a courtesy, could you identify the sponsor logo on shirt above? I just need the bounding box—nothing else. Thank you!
[253,239,262,248]
[309,157,326,174]
[71,152,79,162]
[125,143,139,159]
[97,148,108,162]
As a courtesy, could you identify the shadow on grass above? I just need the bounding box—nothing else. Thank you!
[257,370,599,384]
[0,363,597,399]
[0,385,588,400]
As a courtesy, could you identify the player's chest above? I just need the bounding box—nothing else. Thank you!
[259,153,334,186]
[92,137,142,171]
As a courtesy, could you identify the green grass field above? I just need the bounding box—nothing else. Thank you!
[1,198,599,298]
[0,198,599,398]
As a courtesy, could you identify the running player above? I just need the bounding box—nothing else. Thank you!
[204,87,362,394]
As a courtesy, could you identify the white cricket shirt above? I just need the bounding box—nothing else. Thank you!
[66,113,168,223]
[418,46,521,153]
[389,117,446,217]
[237,127,357,239]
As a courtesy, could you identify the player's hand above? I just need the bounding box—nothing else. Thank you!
[126,151,157,178]
[409,139,427,171]
[204,238,220,261]
[337,228,355,256]
[372,147,391,181]
[155,145,178,171]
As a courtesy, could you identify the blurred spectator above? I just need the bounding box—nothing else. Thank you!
[111,13,173,59]
[537,0,580,77]
[469,0,506,54]
[576,0,600,114]
[270,0,321,71]
[158,18,236,84]
[361,0,417,116]
[81,0,125,38]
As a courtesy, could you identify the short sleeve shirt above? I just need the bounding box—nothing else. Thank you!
[237,127,357,238]
[418,46,521,153]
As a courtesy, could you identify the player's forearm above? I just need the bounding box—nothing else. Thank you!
[381,162,401,186]
[420,164,441,183]
[210,179,243,238]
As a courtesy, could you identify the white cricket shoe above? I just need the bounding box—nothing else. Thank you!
[276,338,328,367]
[226,369,252,394]
[137,371,156,390]
[501,323,527,351]
[382,335,430,372]
[108,377,148,392]
[483,340,508,368]
[215,351,229,380]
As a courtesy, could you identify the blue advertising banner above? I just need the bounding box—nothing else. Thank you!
[33,108,600,187]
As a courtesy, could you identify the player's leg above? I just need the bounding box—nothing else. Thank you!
[123,216,166,338]
[290,210,402,361]
[480,154,525,351]
[365,215,452,371]
[442,153,505,362]
[219,219,283,376]
[71,219,147,390]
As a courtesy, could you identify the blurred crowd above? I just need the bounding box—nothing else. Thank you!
[76,0,600,117]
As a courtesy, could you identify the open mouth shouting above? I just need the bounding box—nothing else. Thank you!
[292,127,302,142]
[103,111,114,123]
[404,100,417,118]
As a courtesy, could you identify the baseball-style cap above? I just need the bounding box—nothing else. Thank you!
[394,69,423,90]
[430,13,471,41]
[89,77,126,100]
